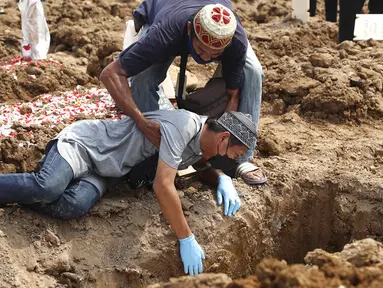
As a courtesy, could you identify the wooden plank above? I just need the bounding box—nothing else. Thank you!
[177,166,197,177]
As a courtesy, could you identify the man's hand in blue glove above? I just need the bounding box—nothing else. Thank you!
[217,174,241,216]
[179,234,205,276]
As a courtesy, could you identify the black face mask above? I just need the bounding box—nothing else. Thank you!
[208,138,237,171]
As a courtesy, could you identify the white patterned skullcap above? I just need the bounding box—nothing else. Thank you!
[193,4,237,50]
[217,111,257,148]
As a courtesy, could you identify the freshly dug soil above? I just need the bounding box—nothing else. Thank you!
[0,0,382,287]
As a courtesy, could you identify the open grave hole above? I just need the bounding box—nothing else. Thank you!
[273,180,383,264]
[62,176,383,287]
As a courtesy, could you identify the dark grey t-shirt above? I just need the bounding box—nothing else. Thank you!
[54,109,207,182]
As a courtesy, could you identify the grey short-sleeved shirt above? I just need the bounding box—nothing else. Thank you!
[53,109,207,183]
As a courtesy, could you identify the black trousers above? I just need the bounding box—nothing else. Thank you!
[310,0,383,42]
[310,0,338,21]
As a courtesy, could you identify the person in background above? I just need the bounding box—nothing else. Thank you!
[339,0,383,42]
[309,0,383,42]
[17,0,50,59]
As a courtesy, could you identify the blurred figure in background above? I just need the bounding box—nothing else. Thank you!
[339,0,383,42]
[309,0,338,22]
[309,0,383,42]
[17,0,50,59]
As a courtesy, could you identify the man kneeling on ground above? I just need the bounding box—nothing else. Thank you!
[0,110,257,276]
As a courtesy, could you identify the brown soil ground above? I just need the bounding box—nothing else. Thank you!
[0,0,382,287]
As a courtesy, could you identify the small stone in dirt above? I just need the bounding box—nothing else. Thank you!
[184,211,191,216]
[213,214,223,221]
[33,240,42,249]
[16,133,29,141]
[367,39,377,47]
[337,40,355,50]
[45,229,61,246]
[281,183,290,197]
[258,136,285,156]
[53,123,66,133]
[373,78,382,92]
[25,65,43,76]
[0,230,6,237]
[263,160,276,169]
[61,272,83,283]
[272,99,286,115]
[26,257,38,272]
[19,104,32,115]
[349,76,365,88]
[252,33,272,42]
[32,218,41,226]
[87,271,97,282]
[42,252,72,273]
[280,112,301,123]
[292,183,302,195]
[124,268,142,281]
[54,44,66,53]
[181,198,194,211]
[375,149,383,157]
[110,3,121,17]
[185,186,198,195]
[370,166,377,174]
[309,53,334,68]
[339,50,348,59]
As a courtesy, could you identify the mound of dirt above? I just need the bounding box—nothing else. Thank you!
[0,124,54,173]
[0,59,98,103]
[254,20,383,122]
[1,0,383,287]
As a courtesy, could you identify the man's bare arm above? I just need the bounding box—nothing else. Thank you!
[153,159,192,239]
[100,60,145,123]
[225,88,240,111]
[100,60,161,147]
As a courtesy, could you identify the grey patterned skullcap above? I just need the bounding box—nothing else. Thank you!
[217,111,257,148]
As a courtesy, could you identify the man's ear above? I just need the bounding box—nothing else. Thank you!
[187,21,191,36]
[219,131,230,143]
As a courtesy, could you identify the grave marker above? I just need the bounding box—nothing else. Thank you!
[353,14,383,40]
[292,0,310,23]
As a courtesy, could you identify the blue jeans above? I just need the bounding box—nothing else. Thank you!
[131,25,263,163]
[0,142,102,219]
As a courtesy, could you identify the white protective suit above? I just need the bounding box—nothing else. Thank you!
[18,0,50,59]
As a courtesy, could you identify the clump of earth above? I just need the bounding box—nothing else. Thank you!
[0,0,382,287]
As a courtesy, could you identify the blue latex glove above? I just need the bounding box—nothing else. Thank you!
[179,234,205,276]
[217,174,241,216]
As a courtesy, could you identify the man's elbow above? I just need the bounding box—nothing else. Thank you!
[153,179,170,196]
[100,60,126,86]
[153,180,163,194]
[227,88,240,100]
[99,63,112,85]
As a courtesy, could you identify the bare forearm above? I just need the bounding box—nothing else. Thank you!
[225,88,240,111]
[154,184,192,239]
[100,61,144,123]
